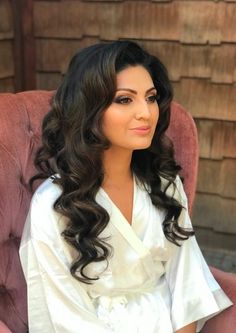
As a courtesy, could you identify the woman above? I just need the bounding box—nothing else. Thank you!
[19,40,232,333]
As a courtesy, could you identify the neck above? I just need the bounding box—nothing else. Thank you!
[102,148,133,187]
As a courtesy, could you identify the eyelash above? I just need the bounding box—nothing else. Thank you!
[114,94,160,105]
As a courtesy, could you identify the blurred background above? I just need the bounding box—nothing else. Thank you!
[0,0,235,271]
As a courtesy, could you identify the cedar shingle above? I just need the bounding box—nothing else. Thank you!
[34,2,84,38]
[116,2,179,41]
[197,159,236,199]
[34,1,236,44]
[36,73,62,90]
[34,2,180,40]
[0,40,14,78]
[142,41,211,81]
[36,37,99,72]
[210,44,236,83]
[222,3,236,42]
[194,226,236,252]
[195,120,236,159]
[0,0,13,39]
[173,79,236,121]
[192,193,236,233]
[0,77,14,92]
[37,39,234,84]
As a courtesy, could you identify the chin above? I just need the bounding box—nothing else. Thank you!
[133,142,152,150]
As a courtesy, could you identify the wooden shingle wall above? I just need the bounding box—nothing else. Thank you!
[1,0,236,249]
[0,0,14,92]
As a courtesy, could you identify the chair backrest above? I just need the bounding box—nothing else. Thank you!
[167,101,199,212]
[0,91,198,333]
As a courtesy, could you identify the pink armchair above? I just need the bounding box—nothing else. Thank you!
[0,90,235,333]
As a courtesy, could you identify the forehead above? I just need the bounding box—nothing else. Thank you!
[116,65,154,89]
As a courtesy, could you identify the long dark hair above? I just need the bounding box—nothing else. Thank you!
[32,40,194,283]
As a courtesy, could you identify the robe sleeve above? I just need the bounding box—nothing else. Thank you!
[164,176,233,332]
[19,189,109,333]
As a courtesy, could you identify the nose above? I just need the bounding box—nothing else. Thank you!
[135,101,151,120]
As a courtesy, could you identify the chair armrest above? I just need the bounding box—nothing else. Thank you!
[201,266,236,333]
[0,321,13,333]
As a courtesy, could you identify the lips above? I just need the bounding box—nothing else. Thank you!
[130,126,151,135]
[131,126,151,130]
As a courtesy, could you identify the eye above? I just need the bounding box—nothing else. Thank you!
[146,94,160,103]
[114,96,132,104]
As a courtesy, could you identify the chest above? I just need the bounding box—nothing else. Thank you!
[102,181,134,225]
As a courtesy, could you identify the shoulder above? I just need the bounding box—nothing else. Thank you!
[24,176,64,242]
[160,175,188,207]
[33,176,62,205]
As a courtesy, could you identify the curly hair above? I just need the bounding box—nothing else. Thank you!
[31,40,194,284]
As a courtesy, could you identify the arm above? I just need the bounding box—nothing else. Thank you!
[20,237,109,333]
[175,322,197,333]
[19,187,109,333]
[164,176,232,333]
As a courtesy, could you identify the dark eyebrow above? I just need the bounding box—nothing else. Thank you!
[116,87,157,95]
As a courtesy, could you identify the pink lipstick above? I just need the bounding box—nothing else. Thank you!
[130,126,151,135]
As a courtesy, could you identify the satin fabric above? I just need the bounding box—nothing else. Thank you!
[19,175,233,333]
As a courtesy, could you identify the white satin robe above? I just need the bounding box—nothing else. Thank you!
[19,175,233,333]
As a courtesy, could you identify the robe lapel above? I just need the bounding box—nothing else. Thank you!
[97,178,167,281]
[98,177,150,257]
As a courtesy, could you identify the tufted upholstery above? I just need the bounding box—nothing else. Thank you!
[202,267,236,333]
[0,90,235,333]
[166,101,199,214]
[0,91,52,333]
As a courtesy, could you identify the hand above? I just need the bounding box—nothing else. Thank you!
[175,321,197,333]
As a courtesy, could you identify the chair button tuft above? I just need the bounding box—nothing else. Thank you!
[0,285,6,293]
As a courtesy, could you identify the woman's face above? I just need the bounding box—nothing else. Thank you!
[102,65,159,153]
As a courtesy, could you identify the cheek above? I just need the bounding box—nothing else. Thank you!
[102,108,129,131]
[102,111,125,141]
[152,105,159,124]
[103,113,120,132]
